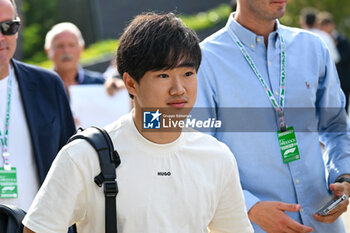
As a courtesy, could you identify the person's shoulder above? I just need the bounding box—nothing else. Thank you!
[61,115,131,158]
[60,116,130,165]
[83,69,104,78]
[104,113,132,141]
[12,59,66,94]
[59,135,95,163]
[200,27,230,50]
[82,69,105,84]
[280,25,314,38]
[336,33,350,46]
[56,134,103,177]
[199,26,234,65]
[280,25,325,44]
[337,33,348,41]
[184,131,234,160]
[13,59,60,80]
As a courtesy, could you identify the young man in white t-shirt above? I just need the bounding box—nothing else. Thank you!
[23,13,254,233]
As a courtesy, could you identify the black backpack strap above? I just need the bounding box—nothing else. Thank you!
[0,204,26,233]
[68,126,121,233]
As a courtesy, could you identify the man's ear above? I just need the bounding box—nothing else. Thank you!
[123,72,138,97]
[79,45,85,53]
[45,48,52,60]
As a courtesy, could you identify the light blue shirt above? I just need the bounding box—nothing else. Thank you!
[195,13,350,233]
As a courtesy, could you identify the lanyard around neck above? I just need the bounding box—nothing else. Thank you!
[1,65,14,170]
[227,27,287,131]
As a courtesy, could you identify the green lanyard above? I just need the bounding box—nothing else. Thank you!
[228,27,287,131]
[1,65,13,170]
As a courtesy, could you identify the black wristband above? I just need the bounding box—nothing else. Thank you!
[335,177,350,184]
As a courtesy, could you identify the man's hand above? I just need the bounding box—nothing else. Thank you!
[104,77,125,96]
[313,182,350,223]
[249,201,314,233]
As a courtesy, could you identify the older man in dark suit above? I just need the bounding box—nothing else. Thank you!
[0,0,75,212]
[44,22,105,94]
[44,22,125,100]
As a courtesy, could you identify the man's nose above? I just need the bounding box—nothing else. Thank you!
[169,77,185,96]
[62,46,70,53]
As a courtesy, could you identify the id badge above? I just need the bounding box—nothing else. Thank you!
[277,127,300,163]
[0,167,18,198]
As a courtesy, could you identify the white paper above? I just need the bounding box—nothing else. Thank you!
[69,84,131,128]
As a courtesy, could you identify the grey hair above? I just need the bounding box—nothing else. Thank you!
[9,0,18,17]
[44,22,85,50]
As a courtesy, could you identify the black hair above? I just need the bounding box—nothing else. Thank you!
[230,0,237,12]
[300,7,318,28]
[116,12,201,85]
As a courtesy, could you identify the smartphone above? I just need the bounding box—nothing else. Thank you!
[315,194,347,216]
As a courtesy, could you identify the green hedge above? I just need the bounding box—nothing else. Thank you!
[180,4,231,31]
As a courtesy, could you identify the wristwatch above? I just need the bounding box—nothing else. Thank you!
[335,177,350,184]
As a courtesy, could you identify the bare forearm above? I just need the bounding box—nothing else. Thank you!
[23,226,35,233]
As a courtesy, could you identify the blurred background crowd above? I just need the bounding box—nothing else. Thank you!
[10,1,348,72]
[11,0,350,113]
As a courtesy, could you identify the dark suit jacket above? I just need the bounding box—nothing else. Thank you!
[79,69,105,85]
[336,34,350,93]
[12,59,76,184]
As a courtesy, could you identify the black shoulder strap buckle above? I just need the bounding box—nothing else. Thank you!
[104,180,119,197]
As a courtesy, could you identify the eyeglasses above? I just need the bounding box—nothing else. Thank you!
[0,17,21,36]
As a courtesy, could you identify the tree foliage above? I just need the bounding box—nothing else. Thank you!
[22,0,58,62]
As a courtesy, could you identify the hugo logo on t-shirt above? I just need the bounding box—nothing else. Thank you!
[157,172,171,176]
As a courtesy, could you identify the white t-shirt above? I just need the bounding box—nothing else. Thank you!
[0,68,39,211]
[309,28,340,63]
[23,113,253,233]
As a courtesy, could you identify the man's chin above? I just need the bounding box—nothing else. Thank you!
[275,9,286,19]
[0,56,11,67]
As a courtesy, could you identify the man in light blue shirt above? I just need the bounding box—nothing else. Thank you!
[195,0,350,232]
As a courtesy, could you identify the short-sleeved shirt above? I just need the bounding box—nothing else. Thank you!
[23,113,253,233]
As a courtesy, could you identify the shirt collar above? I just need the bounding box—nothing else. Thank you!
[226,13,282,49]
[76,66,85,84]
